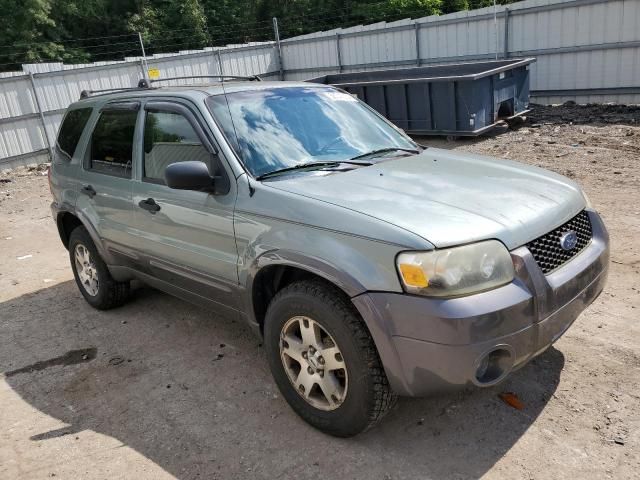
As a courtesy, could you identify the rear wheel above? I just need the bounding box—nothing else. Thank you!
[68,226,130,310]
[264,280,396,437]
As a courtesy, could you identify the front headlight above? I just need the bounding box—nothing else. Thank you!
[396,240,514,297]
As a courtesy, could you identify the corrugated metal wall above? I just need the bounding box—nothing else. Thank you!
[1,0,638,170]
[0,43,277,170]
[282,0,640,106]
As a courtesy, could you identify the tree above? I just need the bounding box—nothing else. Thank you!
[440,0,468,14]
[0,0,60,68]
[0,0,519,71]
[129,0,210,53]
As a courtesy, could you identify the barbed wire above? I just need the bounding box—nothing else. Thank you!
[0,32,139,51]
[0,5,443,71]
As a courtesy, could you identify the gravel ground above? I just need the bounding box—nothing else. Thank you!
[0,105,639,479]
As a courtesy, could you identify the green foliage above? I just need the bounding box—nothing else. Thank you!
[0,0,517,71]
[0,0,57,67]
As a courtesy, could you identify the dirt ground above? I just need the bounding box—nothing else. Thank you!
[1,105,639,480]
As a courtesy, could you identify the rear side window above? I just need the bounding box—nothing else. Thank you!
[89,110,137,178]
[143,111,210,182]
[57,108,92,158]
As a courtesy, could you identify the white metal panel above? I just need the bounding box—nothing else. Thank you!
[219,46,276,76]
[32,62,141,113]
[150,53,216,84]
[340,26,416,66]
[44,111,64,149]
[621,0,640,41]
[0,77,36,119]
[282,37,337,71]
[0,116,45,158]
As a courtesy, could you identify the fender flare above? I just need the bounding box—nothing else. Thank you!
[54,204,114,264]
[243,249,368,324]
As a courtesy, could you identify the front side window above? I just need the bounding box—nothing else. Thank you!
[207,86,416,177]
[143,111,210,182]
[57,107,92,158]
[89,109,137,177]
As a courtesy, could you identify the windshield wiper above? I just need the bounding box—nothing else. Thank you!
[256,161,340,180]
[256,160,372,180]
[350,147,420,161]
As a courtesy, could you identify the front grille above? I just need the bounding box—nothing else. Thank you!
[527,210,592,274]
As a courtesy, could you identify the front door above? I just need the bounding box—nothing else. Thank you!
[130,100,239,311]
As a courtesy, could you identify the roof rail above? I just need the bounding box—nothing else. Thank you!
[141,74,262,87]
[79,85,152,100]
[79,74,261,99]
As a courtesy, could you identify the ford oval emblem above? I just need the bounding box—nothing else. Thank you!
[559,231,578,251]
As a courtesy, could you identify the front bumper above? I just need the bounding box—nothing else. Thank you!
[352,210,610,397]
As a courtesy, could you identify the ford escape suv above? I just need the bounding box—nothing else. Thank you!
[49,78,609,437]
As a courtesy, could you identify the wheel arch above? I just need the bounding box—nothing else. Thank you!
[56,211,83,249]
[246,250,410,397]
[55,209,113,263]
[247,250,368,334]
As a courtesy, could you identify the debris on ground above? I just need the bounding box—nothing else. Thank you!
[529,103,640,126]
[108,356,125,366]
[498,392,525,410]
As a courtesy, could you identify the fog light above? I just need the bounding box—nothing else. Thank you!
[474,348,514,386]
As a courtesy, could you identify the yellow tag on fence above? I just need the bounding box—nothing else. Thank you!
[148,68,160,80]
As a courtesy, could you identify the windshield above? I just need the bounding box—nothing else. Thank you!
[207,86,417,178]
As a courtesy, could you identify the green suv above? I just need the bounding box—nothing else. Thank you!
[49,79,609,437]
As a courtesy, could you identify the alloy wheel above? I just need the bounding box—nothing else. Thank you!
[74,243,99,296]
[280,315,348,411]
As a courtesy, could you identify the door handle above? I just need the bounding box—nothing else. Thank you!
[81,184,96,198]
[138,198,161,213]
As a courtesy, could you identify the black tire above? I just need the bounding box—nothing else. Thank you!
[68,226,130,310]
[264,280,396,437]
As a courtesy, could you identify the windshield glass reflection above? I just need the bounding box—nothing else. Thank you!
[207,87,416,177]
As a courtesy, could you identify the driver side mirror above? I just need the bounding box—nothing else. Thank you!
[164,161,229,194]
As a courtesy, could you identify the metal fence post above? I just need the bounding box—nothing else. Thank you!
[139,59,147,82]
[493,0,498,60]
[336,34,342,72]
[503,8,510,59]
[272,17,284,80]
[138,32,150,81]
[415,21,421,66]
[28,72,53,162]
[216,49,224,76]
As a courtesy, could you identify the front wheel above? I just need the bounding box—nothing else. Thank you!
[264,280,396,437]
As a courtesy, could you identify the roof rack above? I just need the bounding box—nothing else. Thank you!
[138,74,261,88]
[79,85,151,99]
[79,74,261,99]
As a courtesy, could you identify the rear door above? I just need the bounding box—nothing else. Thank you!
[75,101,140,261]
[51,106,94,209]
[130,99,239,311]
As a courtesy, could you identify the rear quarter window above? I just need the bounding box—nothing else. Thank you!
[56,108,92,158]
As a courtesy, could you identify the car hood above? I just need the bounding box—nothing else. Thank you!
[266,148,586,250]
